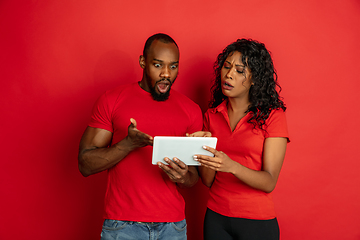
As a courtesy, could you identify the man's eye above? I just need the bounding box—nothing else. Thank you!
[170,65,178,70]
[154,63,161,68]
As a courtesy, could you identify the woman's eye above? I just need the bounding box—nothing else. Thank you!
[223,65,230,69]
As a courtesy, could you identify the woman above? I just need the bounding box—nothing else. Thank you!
[193,39,289,240]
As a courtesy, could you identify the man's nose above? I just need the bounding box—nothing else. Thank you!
[160,66,171,78]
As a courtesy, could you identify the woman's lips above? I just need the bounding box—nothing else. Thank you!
[222,81,233,90]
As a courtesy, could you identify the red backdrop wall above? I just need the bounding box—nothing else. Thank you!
[1,0,360,239]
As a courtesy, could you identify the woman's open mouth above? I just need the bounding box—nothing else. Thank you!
[222,81,233,90]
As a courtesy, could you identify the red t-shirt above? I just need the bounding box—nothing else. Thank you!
[204,100,289,220]
[89,82,202,222]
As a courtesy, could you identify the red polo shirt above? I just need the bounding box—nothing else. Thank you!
[204,100,289,220]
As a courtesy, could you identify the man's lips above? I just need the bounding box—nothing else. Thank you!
[156,79,171,93]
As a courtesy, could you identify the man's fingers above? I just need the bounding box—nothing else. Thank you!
[158,158,188,181]
[139,132,153,143]
[163,158,187,172]
[163,157,180,170]
[158,162,177,178]
[129,118,137,128]
[128,118,153,146]
[172,158,187,169]
[158,161,171,172]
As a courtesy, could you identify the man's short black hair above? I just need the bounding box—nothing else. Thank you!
[143,33,178,59]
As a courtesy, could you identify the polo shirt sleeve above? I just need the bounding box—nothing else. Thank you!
[264,109,290,142]
[88,91,114,133]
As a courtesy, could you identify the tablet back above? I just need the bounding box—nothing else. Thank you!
[152,136,218,165]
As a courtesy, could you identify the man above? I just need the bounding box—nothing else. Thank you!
[78,33,203,240]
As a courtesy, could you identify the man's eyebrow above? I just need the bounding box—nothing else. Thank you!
[153,58,179,64]
[153,58,163,62]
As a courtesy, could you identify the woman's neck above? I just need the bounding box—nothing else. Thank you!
[227,97,250,113]
[227,97,251,131]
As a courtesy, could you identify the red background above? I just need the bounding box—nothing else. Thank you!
[1,0,360,239]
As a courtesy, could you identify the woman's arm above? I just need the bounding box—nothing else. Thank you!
[186,131,215,187]
[186,131,216,187]
[198,166,216,187]
[194,137,287,193]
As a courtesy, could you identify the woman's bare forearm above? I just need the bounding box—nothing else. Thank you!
[198,166,216,187]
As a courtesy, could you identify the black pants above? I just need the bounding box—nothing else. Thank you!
[203,208,279,240]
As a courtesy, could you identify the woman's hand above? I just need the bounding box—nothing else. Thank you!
[196,138,288,193]
[186,131,212,137]
[194,146,238,174]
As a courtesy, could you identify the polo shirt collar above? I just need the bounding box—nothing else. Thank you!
[211,100,228,114]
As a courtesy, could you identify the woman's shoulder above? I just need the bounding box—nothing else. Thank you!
[268,108,286,117]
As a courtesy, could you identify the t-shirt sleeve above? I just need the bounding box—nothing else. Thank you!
[265,109,290,142]
[88,91,114,133]
[186,104,203,134]
[203,110,210,132]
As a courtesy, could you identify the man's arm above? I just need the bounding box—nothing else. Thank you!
[78,118,153,177]
[158,158,199,188]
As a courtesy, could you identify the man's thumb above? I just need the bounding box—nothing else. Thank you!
[129,118,137,128]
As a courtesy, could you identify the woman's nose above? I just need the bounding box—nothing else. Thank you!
[226,67,235,79]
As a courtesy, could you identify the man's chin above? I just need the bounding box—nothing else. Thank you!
[150,89,170,101]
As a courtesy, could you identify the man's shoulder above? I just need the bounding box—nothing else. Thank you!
[106,82,137,95]
[99,82,138,102]
[170,89,198,107]
[169,90,202,118]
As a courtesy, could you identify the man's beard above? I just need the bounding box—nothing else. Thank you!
[148,77,176,101]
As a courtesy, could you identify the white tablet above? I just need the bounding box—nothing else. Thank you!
[152,136,218,165]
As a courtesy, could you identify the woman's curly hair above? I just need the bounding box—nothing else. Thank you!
[210,39,286,130]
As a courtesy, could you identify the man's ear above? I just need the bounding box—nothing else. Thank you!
[139,55,146,69]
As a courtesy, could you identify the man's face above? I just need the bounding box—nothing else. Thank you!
[140,40,179,101]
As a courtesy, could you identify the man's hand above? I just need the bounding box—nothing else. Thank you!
[157,158,199,188]
[126,118,153,148]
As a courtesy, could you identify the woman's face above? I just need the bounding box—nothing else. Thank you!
[221,51,253,99]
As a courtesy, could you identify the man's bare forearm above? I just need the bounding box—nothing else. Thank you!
[78,136,135,177]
